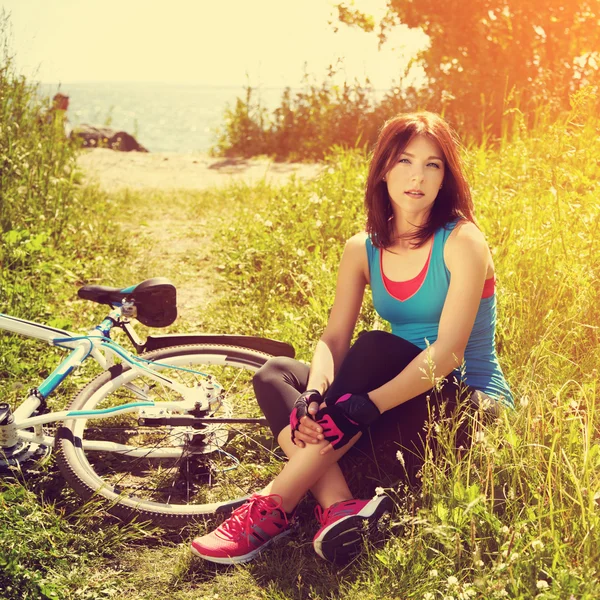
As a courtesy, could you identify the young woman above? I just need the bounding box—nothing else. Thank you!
[191,112,513,564]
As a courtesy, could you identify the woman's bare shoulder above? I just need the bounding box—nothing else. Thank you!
[448,220,487,248]
[341,232,370,281]
[345,231,369,249]
[445,220,489,269]
[344,232,370,262]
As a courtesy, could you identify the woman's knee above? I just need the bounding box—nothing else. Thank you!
[352,330,395,352]
[351,330,420,357]
[253,356,301,389]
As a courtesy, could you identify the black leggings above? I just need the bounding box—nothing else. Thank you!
[253,330,481,486]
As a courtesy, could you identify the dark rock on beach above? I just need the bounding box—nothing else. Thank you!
[71,124,149,152]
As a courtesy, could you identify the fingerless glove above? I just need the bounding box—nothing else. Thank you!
[290,389,322,444]
[316,393,380,451]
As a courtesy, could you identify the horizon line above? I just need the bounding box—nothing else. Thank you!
[38,79,395,92]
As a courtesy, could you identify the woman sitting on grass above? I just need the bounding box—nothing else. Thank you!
[192,111,514,564]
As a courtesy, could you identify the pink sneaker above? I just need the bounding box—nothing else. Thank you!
[313,494,393,561]
[191,494,292,564]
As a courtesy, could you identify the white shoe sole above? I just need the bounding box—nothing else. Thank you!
[191,528,291,565]
[313,495,393,562]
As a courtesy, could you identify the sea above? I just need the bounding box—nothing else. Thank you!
[39,82,288,154]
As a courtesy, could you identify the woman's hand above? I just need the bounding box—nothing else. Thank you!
[316,392,381,455]
[290,389,325,447]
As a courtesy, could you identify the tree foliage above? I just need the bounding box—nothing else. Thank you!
[337,0,600,137]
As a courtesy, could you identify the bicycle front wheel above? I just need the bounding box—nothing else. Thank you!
[56,344,283,527]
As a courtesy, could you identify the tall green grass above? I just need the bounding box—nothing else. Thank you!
[0,16,128,391]
[0,25,125,317]
[192,89,600,599]
[0,18,153,600]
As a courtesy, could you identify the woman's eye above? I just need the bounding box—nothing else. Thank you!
[428,162,441,168]
[399,158,410,164]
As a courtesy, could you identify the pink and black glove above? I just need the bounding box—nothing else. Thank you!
[316,393,381,451]
[290,389,323,444]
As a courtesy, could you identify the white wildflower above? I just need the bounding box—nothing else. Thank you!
[429,569,439,578]
[447,576,459,587]
[477,393,492,411]
[501,525,510,534]
[423,593,434,600]
[264,220,273,228]
[297,249,306,257]
[519,395,529,407]
[315,220,322,228]
[474,430,485,443]
[396,450,405,467]
[510,552,519,562]
[531,539,545,551]
[536,580,549,590]
[374,487,385,497]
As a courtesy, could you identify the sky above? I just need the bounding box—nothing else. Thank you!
[1,0,427,89]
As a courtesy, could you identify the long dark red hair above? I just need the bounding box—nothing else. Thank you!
[365,112,475,248]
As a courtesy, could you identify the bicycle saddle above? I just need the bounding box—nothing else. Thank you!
[78,277,177,327]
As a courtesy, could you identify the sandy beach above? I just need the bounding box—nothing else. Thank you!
[77,148,322,192]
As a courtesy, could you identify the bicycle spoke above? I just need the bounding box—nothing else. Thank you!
[57,345,285,523]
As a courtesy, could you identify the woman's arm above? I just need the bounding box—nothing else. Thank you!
[368,221,489,413]
[308,232,369,391]
[292,233,368,445]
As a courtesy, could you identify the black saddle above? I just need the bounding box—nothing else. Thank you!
[78,277,177,327]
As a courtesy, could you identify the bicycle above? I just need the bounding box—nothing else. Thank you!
[0,277,295,527]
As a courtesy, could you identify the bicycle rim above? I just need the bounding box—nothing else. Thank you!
[56,344,283,526]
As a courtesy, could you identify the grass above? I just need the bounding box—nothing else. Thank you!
[170,89,600,599]
[1,22,599,596]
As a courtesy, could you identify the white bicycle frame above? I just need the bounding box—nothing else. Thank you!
[0,311,219,458]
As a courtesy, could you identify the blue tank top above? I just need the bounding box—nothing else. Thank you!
[366,221,514,407]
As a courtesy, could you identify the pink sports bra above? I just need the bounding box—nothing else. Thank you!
[380,243,495,302]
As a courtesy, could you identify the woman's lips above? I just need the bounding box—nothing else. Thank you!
[405,190,424,197]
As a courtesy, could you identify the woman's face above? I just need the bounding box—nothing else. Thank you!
[385,134,445,218]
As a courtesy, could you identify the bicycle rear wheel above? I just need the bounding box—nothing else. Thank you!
[56,344,283,527]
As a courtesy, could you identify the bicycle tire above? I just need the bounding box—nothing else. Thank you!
[56,344,283,527]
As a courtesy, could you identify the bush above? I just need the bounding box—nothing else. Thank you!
[212,69,402,161]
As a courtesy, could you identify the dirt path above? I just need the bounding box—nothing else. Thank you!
[74,149,323,600]
[79,149,321,321]
[78,148,321,192]
[118,193,216,319]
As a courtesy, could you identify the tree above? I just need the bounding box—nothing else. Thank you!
[336,1,600,138]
